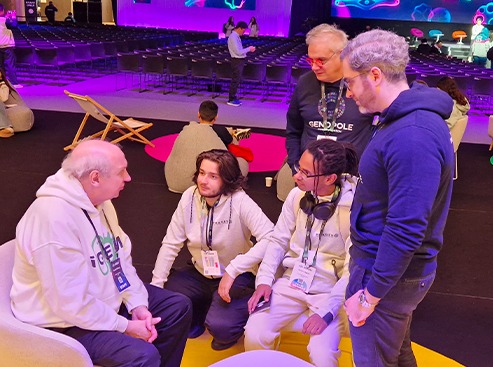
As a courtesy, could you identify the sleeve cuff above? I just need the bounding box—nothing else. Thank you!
[116,316,129,333]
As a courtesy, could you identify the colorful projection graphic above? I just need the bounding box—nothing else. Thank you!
[332,1,493,24]
[185,0,256,10]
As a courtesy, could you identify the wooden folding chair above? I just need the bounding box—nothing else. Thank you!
[63,90,155,151]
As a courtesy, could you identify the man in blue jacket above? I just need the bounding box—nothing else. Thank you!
[341,30,454,366]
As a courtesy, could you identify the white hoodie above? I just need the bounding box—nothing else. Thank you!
[10,169,148,332]
[151,186,274,287]
[255,177,356,318]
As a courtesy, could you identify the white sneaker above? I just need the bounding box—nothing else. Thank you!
[233,128,251,141]
[13,84,23,89]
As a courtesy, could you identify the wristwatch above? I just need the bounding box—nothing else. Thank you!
[359,291,377,309]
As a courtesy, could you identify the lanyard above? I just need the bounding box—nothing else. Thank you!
[205,204,215,250]
[82,209,116,262]
[320,80,345,133]
[302,215,328,267]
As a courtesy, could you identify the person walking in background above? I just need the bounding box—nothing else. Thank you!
[227,21,255,107]
[249,17,259,37]
[341,29,454,366]
[223,16,234,37]
[437,76,470,130]
[44,1,58,24]
[0,4,20,88]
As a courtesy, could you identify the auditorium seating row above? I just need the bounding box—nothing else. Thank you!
[12,24,219,72]
[10,25,493,110]
[406,52,493,112]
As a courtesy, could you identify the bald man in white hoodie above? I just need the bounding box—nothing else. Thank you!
[11,140,192,367]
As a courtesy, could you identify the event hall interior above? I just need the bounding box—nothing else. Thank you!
[0,0,492,366]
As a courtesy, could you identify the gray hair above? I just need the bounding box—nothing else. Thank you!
[340,29,409,83]
[306,24,348,52]
[61,139,118,179]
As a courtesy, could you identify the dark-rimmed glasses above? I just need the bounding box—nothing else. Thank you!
[293,162,326,179]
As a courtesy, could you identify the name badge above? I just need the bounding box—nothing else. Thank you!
[110,258,131,293]
[201,250,221,276]
[317,135,337,141]
[289,261,316,293]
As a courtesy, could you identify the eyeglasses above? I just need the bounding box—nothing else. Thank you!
[306,50,338,68]
[342,72,366,91]
[293,162,326,179]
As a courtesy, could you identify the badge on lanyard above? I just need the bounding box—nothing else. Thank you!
[317,135,337,141]
[289,261,316,293]
[201,250,221,276]
[110,257,131,292]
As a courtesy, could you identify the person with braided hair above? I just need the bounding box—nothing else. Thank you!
[244,139,358,367]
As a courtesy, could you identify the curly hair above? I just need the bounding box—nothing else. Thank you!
[193,149,246,195]
[306,139,359,184]
[437,76,468,106]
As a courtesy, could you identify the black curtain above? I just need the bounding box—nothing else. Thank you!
[289,0,331,37]
[112,0,117,24]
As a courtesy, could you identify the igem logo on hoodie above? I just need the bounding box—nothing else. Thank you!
[89,233,123,275]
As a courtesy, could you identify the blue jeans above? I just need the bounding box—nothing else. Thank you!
[346,259,435,367]
[51,284,192,367]
[165,263,255,344]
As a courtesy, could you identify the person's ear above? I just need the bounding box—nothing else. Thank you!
[88,170,101,186]
[324,173,337,186]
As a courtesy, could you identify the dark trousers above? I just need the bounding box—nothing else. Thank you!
[165,263,255,344]
[0,47,18,84]
[346,260,435,367]
[51,284,192,367]
[228,58,245,101]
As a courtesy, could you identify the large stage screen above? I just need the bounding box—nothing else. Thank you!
[331,1,493,25]
[185,0,256,10]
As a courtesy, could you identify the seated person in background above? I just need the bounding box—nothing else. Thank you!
[0,68,14,137]
[437,76,470,129]
[152,149,274,351]
[197,100,251,146]
[10,139,192,367]
[244,139,358,367]
[430,40,443,54]
[0,67,34,134]
[64,12,75,23]
[416,38,432,54]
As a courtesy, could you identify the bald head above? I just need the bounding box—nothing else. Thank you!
[62,140,130,206]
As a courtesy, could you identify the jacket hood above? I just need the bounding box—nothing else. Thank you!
[380,82,453,125]
[456,100,470,114]
[36,169,97,213]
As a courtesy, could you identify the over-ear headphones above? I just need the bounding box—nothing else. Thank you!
[300,185,341,221]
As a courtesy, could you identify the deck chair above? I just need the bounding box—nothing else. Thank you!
[63,90,155,151]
